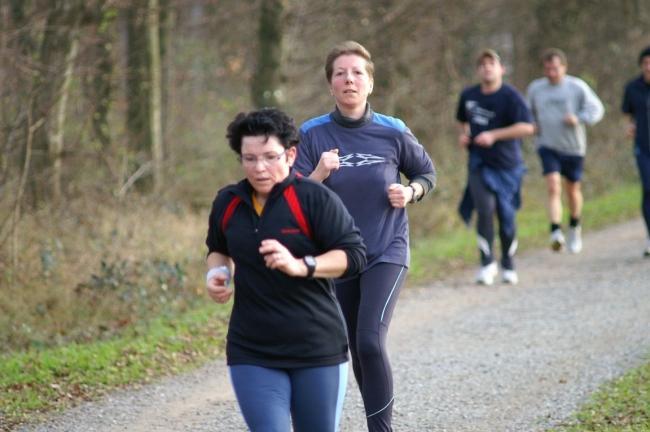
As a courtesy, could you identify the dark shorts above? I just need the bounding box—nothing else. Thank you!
[538,146,584,182]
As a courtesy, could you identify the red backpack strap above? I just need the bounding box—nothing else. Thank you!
[283,185,312,240]
[221,196,242,232]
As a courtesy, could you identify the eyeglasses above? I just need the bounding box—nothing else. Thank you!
[239,150,287,167]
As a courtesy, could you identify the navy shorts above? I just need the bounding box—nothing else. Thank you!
[538,146,584,182]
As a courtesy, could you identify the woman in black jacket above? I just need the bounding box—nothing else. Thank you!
[205,107,366,432]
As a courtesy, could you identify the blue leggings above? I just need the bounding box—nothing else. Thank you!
[229,363,348,432]
[636,150,650,237]
[335,262,407,432]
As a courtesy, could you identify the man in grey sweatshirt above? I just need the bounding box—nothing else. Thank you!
[527,48,604,253]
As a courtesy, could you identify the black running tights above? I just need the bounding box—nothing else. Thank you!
[335,262,407,432]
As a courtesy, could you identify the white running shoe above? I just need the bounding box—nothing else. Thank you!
[476,262,498,285]
[550,228,565,252]
[567,226,582,254]
[502,269,519,285]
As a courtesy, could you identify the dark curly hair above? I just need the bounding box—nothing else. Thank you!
[226,107,299,155]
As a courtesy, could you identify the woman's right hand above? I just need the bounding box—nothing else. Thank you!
[311,149,340,181]
[206,272,233,303]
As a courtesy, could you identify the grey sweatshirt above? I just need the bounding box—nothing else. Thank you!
[526,75,604,156]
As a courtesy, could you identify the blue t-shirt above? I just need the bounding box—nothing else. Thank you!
[295,107,436,268]
[456,83,532,169]
[622,75,650,155]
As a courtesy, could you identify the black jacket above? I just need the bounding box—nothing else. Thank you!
[206,170,366,368]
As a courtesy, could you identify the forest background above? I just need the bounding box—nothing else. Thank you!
[1,0,649,356]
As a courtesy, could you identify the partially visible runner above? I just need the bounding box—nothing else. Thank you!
[622,45,650,257]
[294,41,436,432]
[457,49,535,285]
[527,48,604,254]
[205,108,367,432]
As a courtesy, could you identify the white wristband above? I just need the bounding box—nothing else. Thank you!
[206,266,231,285]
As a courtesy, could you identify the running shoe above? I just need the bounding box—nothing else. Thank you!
[502,269,519,285]
[567,226,582,254]
[550,228,565,252]
[476,262,498,285]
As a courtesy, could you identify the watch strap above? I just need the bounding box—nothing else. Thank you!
[303,255,316,278]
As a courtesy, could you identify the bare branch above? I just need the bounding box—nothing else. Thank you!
[0,108,45,248]
[116,160,153,199]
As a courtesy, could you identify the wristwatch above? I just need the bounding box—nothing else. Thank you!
[303,255,316,278]
[408,184,419,203]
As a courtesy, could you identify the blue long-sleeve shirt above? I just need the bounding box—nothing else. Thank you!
[295,105,436,268]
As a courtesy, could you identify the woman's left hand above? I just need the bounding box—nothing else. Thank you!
[387,183,413,208]
[259,239,305,276]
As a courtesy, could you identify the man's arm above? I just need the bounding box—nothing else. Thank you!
[625,114,636,138]
[457,122,471,148]
[473,122,534,147]
[576,83,605,125]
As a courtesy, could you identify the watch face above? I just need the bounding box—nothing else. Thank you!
[304,255,316,278]
[305,255,316,267]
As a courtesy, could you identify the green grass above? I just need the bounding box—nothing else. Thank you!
[0,181,646,430]
[0,304,230,429]
[550,360,650,431]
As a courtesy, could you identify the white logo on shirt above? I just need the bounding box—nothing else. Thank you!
[466,100,496,126]
[339,153,386,167]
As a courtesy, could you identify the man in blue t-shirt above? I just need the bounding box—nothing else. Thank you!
[456,49,534,285]
[622,45,650,257]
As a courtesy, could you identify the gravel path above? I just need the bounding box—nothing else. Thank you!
[17,219,650,432]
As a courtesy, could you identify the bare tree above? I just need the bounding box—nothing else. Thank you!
[251,0,284,108]
[49,34,79,203]
[85,2,115,152]
[148,0,164,193]
[125,1,151,163]
[29,0,84,203]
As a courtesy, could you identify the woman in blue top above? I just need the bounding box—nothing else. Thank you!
[294,41,436,432]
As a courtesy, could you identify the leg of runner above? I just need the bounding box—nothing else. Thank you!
[353,263,406,432]
[229,365,291,431]
[469,171,499,284]
[635,150,650,255]
[290,363,348,432]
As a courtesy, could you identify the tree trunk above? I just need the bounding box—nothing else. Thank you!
[29,0,82,204]
[148,0,163,193]
[50,36,79,204]
[251,0,284,108]
[88,2,114,152]
[373,0,398,115]
[126,2,151,156]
